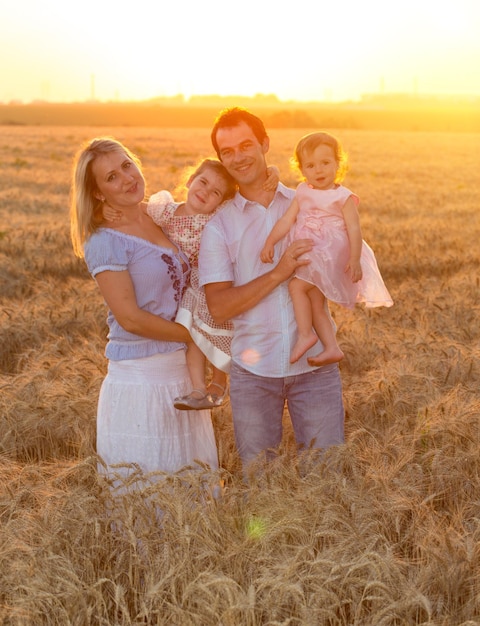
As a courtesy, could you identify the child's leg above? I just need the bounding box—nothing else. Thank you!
[308,288,344,366]
[207,366,227,394]
[289,277,319,363]
[185,341,207,396]
[207,365,227,403]
[175,344,227,411]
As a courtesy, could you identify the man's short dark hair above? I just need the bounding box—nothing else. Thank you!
[211,107,268,158]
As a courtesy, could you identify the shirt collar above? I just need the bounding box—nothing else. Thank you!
[233,182,293,211]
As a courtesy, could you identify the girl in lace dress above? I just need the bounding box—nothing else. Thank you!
[105,158,279,410]
[261,132,393,367]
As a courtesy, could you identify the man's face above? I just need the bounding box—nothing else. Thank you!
[215,121,269,188]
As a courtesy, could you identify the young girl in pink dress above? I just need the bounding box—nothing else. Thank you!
[105,158,278,410]
[261,132,393,366]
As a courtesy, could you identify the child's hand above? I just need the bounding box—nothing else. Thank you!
[345,259,363,283]
[260,243,275,263]
[263,165,280,191]
[103,203,123,222]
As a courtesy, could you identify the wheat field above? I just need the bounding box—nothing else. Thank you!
[1,125,479,625]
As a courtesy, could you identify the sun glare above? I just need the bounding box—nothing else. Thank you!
[1,0,479,103]
[432,6,471,37]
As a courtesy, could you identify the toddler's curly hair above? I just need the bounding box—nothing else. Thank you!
[291,131,348,184]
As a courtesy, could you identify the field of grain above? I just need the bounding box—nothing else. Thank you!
[1,125,479,625]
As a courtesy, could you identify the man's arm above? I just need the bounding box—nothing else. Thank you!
[204,238,313,324]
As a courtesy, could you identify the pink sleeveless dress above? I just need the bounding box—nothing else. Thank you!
[292,183,393,309]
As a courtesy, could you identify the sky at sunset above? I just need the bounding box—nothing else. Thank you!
[1,0,479,104]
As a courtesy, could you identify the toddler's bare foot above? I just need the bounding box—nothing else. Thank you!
[290,332,318,363]
[307,346,344,367]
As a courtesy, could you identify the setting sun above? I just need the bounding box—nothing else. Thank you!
[1,0,479,103]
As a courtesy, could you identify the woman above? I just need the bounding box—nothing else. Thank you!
[70,137,219,486]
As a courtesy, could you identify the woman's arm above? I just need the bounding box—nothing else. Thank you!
[342,195,363,282]
[95,269,190,342]
[205,237,313,324]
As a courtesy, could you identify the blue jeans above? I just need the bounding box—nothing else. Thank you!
[229,361,345,468]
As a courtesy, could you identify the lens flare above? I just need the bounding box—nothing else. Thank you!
[246,515,268,540]
[241,348,260,366]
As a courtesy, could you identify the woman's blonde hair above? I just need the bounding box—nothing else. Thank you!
[291,131,348,184]
[70,137,143,258]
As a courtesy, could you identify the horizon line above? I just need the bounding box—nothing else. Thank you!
[2,90,480,107]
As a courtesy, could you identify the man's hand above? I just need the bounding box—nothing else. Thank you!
[273,239,313,280]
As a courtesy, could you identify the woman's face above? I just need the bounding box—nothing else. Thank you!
[92,150,145,209]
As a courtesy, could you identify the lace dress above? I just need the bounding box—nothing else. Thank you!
[148,191,233,372]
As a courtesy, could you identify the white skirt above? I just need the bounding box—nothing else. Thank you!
[96,349,219,483]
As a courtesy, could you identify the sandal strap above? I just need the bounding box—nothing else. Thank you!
[180,389,206,400]
[209,382,226,394]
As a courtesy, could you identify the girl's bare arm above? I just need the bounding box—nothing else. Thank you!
[260,198,300,263]
[342,195,363,282]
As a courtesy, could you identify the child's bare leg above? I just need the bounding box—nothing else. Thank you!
[185,341,207,397]
[207,365,227,401]
[289,277,319,363]
[308,288,344,366]
[175,344,227,411]
[208,366,227,393]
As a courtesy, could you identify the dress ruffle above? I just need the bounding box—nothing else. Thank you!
[292,183,393,309]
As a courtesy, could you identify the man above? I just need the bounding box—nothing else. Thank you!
[199,107,344,470]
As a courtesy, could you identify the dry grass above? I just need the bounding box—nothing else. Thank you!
[1,126,479,625]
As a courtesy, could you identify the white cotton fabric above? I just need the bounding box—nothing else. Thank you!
[96,349,219,482]
[199,184,332,378]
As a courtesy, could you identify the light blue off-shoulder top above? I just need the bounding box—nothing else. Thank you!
[84,228,190,361]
